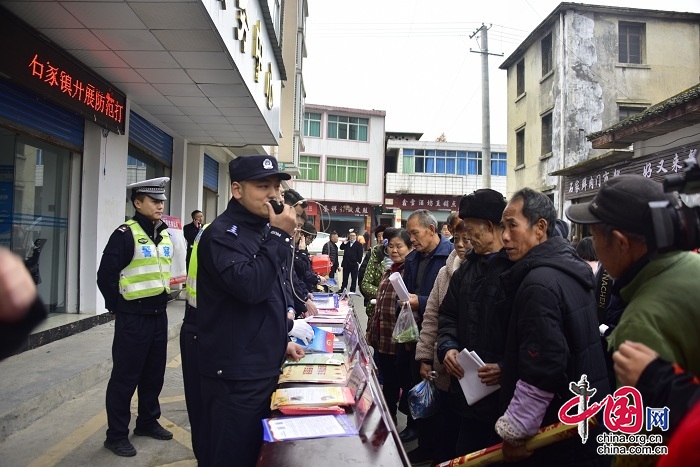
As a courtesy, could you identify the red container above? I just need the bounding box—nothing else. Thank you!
[312,254,332,276]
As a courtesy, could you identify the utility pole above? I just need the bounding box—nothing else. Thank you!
[470,24,503,189]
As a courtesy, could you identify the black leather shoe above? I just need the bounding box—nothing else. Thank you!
[133,423,173,440]
[399,427,418,443]
[104,438,137,457]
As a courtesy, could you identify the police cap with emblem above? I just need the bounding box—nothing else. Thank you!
[127,177,170,201]
[229,155,291,182]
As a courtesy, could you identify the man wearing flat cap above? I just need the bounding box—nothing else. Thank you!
[566,175,700,391]
[437,189,514,457]
[97,176,175,457]
[193,155,305,467]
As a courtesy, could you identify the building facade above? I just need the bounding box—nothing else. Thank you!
[384,132,507,227]
[0,1,296,316]
[557,83,700,240]
[275,0,307,174]
[294,104,386,237]
[499,3,700,213]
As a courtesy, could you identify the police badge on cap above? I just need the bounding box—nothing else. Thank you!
[127,177,170,201]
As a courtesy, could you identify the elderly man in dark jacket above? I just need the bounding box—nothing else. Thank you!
[497,188,609,466]
[437,189,513,456]
[401,209,454,464]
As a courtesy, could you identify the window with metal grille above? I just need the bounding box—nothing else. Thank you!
[541,113,553,155]
[618,105,646,122]
[516,129,525,166]
[517,60,525,96]
[541,32,553,76]
[619,22,644,64]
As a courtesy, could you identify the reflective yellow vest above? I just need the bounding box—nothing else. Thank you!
[185,224,209,308]
[119,219,173,300]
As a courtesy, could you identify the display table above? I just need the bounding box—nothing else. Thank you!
[257,300,409,466]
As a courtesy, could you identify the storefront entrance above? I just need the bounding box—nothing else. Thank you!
[0,128,73,312]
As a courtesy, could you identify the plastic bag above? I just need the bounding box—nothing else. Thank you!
[408,376,440,419]
[391,303,419,343]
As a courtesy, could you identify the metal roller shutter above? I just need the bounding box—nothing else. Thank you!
[0,80,84,149]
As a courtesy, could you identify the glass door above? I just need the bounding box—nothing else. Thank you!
[0,128,72,312]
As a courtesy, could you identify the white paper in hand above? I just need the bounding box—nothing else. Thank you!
[389,272,411,302]
[455,349,500,405]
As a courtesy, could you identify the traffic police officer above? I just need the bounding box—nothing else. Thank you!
[195,155,306,467]
[97,177,174,457]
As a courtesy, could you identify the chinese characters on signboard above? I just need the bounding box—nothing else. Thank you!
[1,12,126,134]
[318,202,371,217]
[564,147,697,200]
[28,54,124,128]
[392,195,461,211]
[234,0,274,110]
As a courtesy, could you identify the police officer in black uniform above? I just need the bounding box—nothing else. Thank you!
[195,155,305,467]
[97,177,175,457]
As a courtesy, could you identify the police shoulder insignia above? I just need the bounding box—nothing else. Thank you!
[116,224,130,233]
[138,238,149,244]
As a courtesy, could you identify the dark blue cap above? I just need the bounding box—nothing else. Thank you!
[229,155,291,182]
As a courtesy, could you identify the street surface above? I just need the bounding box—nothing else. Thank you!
[0,293,413,467]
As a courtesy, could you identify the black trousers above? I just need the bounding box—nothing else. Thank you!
[199,374,279,467]
[105,311,167,441]
[374,351,400,425]
[341,262,359,292]
[180,310,202,461]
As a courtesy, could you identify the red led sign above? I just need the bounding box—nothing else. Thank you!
[0,9,126,134]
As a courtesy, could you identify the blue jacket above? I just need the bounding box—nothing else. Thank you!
[196,198,294,380]
[402,234,454,322]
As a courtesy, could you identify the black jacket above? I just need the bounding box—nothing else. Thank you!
[437,248,513,421]
[498,236,609,465]
[196,198,294,380]
[97,211,170,314]
[183,221,200,248]
[321,240,339,268]
[295,247,319,292]
[340,240,364,267]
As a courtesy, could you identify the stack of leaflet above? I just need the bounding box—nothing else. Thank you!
[279,353,348,384]
[289,326,336,353]
[262,414,358,442]
[455,349,500,405]
[270,386,355,410]
[307,294,349,325]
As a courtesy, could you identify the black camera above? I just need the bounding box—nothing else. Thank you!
[649,154,700,253]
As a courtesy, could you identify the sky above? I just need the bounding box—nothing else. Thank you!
[303,0,700,145]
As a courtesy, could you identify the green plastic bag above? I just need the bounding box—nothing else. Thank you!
[392,303,419,343]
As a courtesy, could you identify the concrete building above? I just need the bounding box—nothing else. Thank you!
[557,83,700,240]
[384,132,507,227]
[499,3,700,214]
[275,0,308,175]
[0,1,298,319]
[293,103,386,237]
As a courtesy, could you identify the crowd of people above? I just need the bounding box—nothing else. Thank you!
[4,160,698,467]
[358,176,700,466]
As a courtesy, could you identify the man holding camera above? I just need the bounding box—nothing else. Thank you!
[566,175,700,380]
